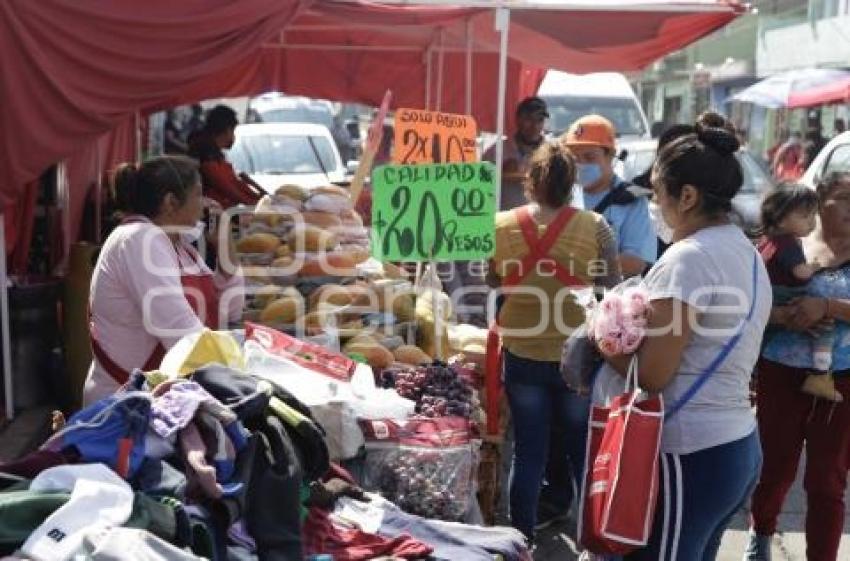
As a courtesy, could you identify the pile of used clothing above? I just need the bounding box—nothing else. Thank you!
[1,364,327,560]
[0,330,531,560]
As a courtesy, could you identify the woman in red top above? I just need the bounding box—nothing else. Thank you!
[188,105,261,209]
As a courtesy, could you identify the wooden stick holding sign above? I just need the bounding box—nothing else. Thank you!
[349,90,392,204]
[429,246,442,361]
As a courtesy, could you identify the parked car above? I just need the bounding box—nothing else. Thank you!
[621,141,774,236]
[226,123,348,192]
[801,130,850,188]
[246,93,360,163]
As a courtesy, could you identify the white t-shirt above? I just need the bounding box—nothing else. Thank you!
[593,224,771,454]
[84,217,244,405]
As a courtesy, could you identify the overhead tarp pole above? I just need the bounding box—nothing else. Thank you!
[494,7,511,208]
[135,110,142,165]
[95,140,103,245]
[0,213,12,420]
[436,28,446,111]
[465,18,474,116]
[425,46,433,111]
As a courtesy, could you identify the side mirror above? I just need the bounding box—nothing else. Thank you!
[346,160,359,175]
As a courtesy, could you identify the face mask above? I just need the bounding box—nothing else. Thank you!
[182,221,206,243]
[577,163,603,188]
[649,201,674,244]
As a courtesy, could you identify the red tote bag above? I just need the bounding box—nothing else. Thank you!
[578,358,663,555]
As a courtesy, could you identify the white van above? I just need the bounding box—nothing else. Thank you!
[537,71,650,140]
[538,71,653,181]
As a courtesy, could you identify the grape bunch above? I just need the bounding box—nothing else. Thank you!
[374,451,469,521]
[382,362,475,419]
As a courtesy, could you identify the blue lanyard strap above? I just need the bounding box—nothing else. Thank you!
[665,251,759,421]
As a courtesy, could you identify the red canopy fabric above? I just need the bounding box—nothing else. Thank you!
[789,76,850,109]
[0,0,742,266]
[0,0,306,212]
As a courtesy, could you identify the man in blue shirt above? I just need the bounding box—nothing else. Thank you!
[563,114,657,278]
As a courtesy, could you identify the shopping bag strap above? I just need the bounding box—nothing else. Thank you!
[665,250,759,421]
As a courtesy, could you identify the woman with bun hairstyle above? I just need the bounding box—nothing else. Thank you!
[489,141,621,541]
[85,156,244,405]
[592,119,771,560]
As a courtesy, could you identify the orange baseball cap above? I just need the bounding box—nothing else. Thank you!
[562,115,617,152]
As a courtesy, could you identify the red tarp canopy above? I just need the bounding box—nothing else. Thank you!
[789,75,850,109]
[0,0,743,261]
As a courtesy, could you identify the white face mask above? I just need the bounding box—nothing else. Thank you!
[649,201,674,245]
[182,221,206,243]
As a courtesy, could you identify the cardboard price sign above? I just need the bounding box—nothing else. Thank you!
[371,162,496,261]
[393,108,478,165]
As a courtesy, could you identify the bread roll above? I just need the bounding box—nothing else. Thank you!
[270,256,295,273]
[382,262,408,280]
[345,342,394,370]
[297,253,357,277]
[237,232,281,254]
[309,284,353,308]
[274,184,308,202]
[300,211,343,231]
[392,293,416,322]
[345,334,380,349]
[275,244,292,258]
[340,209,365,228]
[287,225,337,253]
[313,185,351,198]
[260,296,302,324]
[344,245,371,265]
[393,345,432,365]
[253,284,285,308]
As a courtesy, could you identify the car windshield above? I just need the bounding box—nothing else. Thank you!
[541,95,647,137]
[736,151,772,194]
[228,134,336,175]
[257,106,334,129]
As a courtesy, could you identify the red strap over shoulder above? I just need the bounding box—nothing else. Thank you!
[502,205,583,289]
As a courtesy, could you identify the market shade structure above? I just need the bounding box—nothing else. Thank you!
[727,68,850,109]
[788,74,850,109]
[0,0,745,213]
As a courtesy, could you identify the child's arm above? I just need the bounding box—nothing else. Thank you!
[792,261,823,282]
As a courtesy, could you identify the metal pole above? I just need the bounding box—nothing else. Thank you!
[436,28,446,112]
[0,214,13,420]
[465,18,474,117]
[57,160,70,274]
[494,7,510,208]
[135,110,142,164]
[425,47,433,111]
[95,142,103,244]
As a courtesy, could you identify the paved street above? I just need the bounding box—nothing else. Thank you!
[534,455,850,560]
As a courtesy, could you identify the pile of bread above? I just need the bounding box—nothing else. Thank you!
[236,184,370,278]
[234,184,436,370]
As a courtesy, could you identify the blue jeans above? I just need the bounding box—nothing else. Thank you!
[503,350,590,538]
[625,430,762,561]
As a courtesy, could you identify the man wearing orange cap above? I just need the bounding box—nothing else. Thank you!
[562,114,656,277]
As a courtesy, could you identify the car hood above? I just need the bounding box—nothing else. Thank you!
[249,172,343,192]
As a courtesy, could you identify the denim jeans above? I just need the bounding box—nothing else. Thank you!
[503,350,590,539]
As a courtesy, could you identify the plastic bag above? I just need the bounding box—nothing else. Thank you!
[359,417,479,521]
[560,280,646,394]
[415,264,452,360]
[159,329,245,378]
